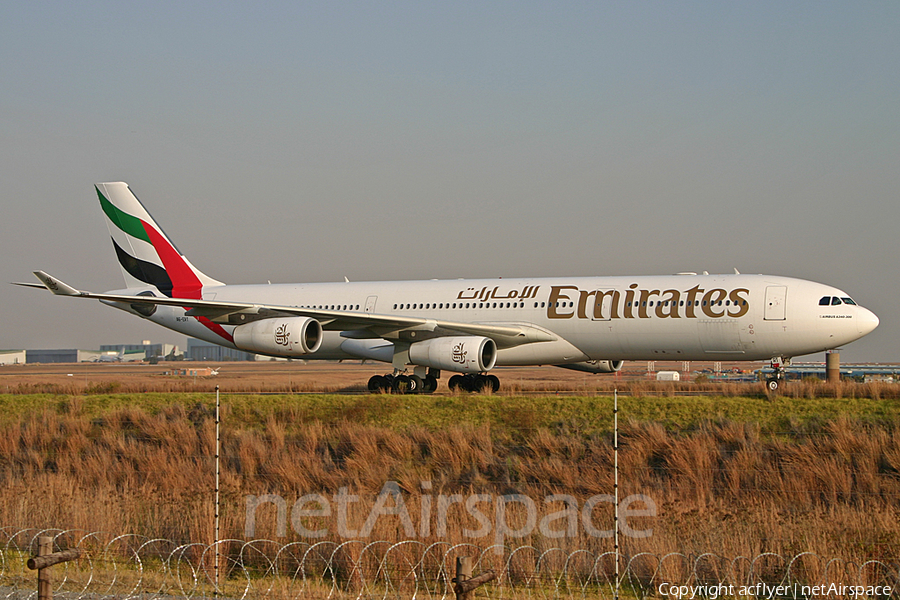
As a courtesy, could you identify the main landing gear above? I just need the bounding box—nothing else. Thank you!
[448,373,500,393]
[765,357,790,392]
[367,370,500,394]
[367,372,438,394]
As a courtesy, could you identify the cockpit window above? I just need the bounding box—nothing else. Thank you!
[821,296,858,307]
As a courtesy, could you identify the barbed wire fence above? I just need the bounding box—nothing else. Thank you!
[1,528,898,599]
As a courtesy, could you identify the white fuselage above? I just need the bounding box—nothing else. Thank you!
[132,273,878,365]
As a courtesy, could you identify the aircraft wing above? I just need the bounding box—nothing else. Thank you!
[19,271,556,348]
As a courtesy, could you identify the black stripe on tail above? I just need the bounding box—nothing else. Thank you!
[112,238,174,297]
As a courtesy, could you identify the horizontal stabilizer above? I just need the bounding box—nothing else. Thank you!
[32,271,84,296]
[11,281,47,290]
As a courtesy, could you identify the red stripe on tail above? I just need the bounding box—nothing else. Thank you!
[141,221,234,344]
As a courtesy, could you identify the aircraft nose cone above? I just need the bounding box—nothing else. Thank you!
[858,307,879,336]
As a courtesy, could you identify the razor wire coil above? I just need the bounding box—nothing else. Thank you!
[0,527,897,599]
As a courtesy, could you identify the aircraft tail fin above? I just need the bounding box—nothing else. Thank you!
[95,182,224,298]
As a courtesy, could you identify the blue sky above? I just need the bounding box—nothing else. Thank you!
[2,2,897,361]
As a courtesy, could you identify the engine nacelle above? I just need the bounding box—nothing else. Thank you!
[408,336,497,373]
[557,360,625,374]
[233,317,323,356]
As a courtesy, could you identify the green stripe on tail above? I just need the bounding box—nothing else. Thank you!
[96,186,151,244]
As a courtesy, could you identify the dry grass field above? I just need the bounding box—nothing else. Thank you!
[0,360,898,597]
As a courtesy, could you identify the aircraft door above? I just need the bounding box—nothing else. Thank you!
[590,289,616,321]
[365,295,378,313]
[764,286,787,321]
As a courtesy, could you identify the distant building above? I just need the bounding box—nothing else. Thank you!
[26,349,105,363]
[0,350,26,365]
[100,342,180,361]
[186,338,255,361]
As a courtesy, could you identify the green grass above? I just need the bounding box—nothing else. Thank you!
[1,392,897,438]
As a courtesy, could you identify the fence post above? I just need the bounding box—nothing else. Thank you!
[215,385,221,597]
[453,556,496,600]
[614,389,620,600]
[28,537,83,600]
[37,536,52,600]
[455,557,473,600]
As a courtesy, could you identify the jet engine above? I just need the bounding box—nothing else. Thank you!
[233,317,323,356]
[557,360,624,374]
[408,336,497,373]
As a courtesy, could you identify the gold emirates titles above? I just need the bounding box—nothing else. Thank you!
[455,284,751,320]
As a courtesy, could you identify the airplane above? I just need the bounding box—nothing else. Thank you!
[94,347,148,362]
[16,182,879,393]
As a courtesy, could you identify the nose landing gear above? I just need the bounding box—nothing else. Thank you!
[765,357,790,392]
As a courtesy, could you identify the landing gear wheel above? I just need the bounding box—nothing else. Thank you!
[448,374,466,392]
[766,357,789,395]
[448,373,501,393]
[368,375,391,393]
[408,374,423,394]
[469,374,497,393]
[464,374,499,393]
[423,374,438,393]
[392,375,415,394]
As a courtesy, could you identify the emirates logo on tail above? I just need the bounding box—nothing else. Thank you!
[274,324,290,347]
